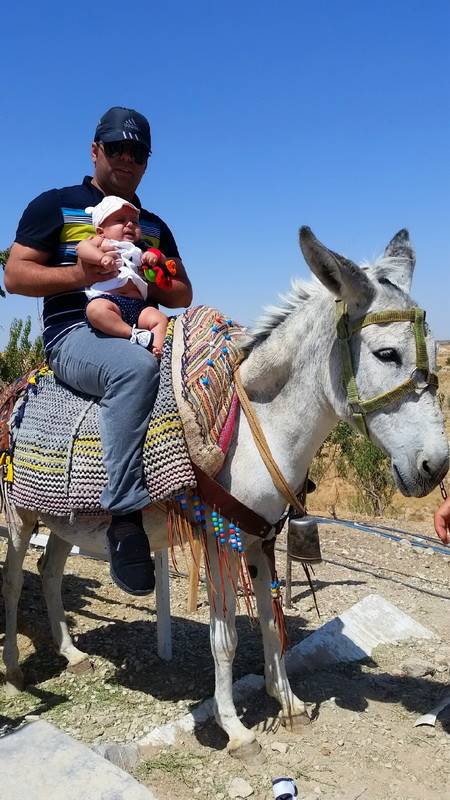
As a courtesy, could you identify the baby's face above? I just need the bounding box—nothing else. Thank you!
[99,206,142,242]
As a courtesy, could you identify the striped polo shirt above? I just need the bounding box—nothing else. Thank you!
[15,176,180,354]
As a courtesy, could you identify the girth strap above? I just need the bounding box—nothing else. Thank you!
[192,464,274,538]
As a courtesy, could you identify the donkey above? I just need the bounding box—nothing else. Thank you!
[2,227,448,758]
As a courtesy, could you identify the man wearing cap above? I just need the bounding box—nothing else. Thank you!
[5,107,192,596]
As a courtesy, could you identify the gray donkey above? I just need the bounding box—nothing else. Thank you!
[2,227,448,758]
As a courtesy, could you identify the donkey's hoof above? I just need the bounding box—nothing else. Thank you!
[67,657,93,675]
[229,739,262,762]
[5,672,25,697]
[281,711,310,732]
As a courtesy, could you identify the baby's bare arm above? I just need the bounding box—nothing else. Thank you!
[77,236,107,266]
[77,237,121,271]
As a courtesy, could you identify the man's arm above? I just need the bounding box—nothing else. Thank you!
[148,218,192,308]
[147,257,192,308]
[5,243,119,297]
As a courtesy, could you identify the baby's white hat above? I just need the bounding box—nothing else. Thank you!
[85,196,139,229]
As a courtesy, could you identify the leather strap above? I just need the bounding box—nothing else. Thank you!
[233,367,305,515]
[192,464,273,538]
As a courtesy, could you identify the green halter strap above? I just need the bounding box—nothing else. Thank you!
[336,300,439,438]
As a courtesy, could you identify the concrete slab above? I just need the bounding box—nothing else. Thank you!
[285,592,436,673]
[0,720,158,800]
[138,593,435,749]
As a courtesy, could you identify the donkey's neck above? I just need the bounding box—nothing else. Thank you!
[219,291,340,523]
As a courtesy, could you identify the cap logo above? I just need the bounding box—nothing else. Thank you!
[123,117,139,130]
[122,117,142,141]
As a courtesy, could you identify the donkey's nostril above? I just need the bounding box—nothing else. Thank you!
[421,460,432,475]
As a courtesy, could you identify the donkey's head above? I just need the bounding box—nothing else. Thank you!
[300,227,448,497]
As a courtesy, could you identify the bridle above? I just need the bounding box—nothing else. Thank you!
[336,300,439,438]
[232,299,439,523]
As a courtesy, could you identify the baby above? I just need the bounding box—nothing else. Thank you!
[78,196,174,356]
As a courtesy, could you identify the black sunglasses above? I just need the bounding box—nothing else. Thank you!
[99,140,149,165]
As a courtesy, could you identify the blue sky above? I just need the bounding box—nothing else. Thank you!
[1,0,449,347]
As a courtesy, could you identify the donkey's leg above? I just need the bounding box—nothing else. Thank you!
[248,540,310,730]
[38,533,91,672]
[2,508,37,696]
[206,535,260,757]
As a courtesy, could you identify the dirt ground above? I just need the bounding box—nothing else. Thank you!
[0,346,449,800]
[2,516,450,800]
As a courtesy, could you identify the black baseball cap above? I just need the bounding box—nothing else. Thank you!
[94,107,151,153]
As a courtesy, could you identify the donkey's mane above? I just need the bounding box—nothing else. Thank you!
[243,254,413,352]
[243,278,319,351]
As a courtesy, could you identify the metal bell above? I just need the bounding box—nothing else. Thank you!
[287,514,322,564]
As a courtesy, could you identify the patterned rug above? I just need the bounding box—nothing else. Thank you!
[172,306,246,476]
[6,308,247,517]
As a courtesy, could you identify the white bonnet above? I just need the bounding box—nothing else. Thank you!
[85,196,139,229]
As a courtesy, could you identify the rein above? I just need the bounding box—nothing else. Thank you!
[233,368,305,517]
[336,301,439,437]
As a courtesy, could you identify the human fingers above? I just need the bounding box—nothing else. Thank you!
[100,255,114,268]
[85,261,118,283]
[99,238,117,253]
[434,507,450,544]
[142,251,158,267]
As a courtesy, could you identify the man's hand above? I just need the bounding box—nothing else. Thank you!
[73,255,119,286]
[434,497,450,544]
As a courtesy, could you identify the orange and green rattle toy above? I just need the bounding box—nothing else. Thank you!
[143,247,177,290]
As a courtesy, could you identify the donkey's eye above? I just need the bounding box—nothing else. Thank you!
[374,348,402,365]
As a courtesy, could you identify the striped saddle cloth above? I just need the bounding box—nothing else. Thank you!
[6,308,246,517]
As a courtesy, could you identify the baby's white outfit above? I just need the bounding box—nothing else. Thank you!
[85,240,148,300]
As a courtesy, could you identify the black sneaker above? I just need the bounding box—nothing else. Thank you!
[107,510,155,596]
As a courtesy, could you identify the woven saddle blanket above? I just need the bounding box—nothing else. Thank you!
[7,308,246,517]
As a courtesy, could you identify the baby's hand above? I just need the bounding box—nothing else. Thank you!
[141,250,162,268]
[99,238,117,254]
[100,254,118,270]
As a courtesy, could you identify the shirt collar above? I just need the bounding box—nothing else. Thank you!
[82,176,142,209]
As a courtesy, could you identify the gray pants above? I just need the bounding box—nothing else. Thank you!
[49,325,160,514]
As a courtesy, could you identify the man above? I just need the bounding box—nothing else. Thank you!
[435,497,450,544]
[5,106,192,596]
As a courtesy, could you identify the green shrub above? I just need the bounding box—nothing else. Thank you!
[0,317,44,385]
[311,422,395,516]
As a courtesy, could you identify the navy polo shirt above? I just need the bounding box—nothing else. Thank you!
[15,176,180,354]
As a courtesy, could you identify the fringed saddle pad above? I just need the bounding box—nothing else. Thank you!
[8,319,196,516]
[171,305,247,476]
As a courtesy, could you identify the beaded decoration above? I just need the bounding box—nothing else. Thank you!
[167,490,257,621]
[271,578,282,599]
[199,315,236,393]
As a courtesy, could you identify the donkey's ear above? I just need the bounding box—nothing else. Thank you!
[380,229,415,293]
[299,226,374,308]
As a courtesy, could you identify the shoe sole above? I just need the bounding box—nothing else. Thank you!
[109,565,156,596]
